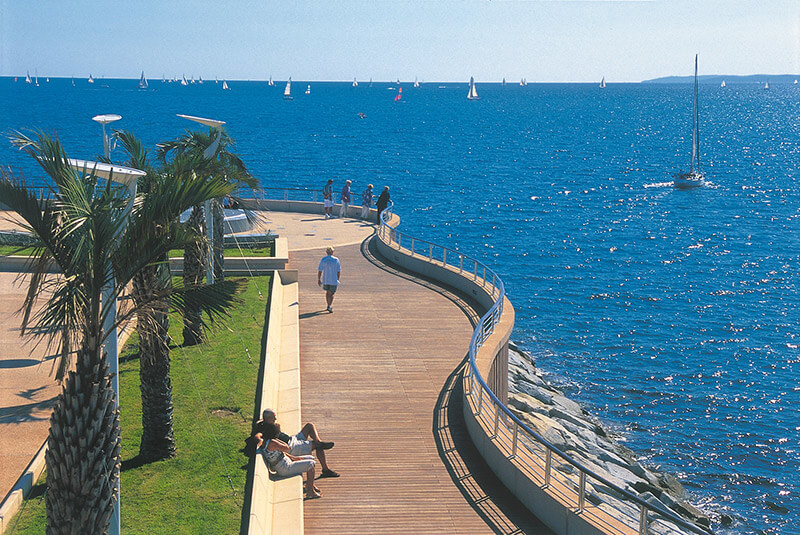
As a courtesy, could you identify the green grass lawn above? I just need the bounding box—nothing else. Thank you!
[6,275,271,535]
[0,245,273,258]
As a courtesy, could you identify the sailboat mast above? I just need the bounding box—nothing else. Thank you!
[691,54,699,173]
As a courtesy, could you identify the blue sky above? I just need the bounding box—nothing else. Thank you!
[2,0,799,82]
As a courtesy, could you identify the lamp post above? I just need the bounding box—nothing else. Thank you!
[92,114,122,159]
[68,157,144,535]
[176,114,226,285]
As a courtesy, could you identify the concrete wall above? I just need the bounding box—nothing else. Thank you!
[244,270,304,535]
[240,198,377,222]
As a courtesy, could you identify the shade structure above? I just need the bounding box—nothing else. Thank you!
[67,159,145,186]
[91,114,122,125]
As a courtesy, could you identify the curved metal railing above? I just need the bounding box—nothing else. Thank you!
[376,204,711,535]
[255,186,374,207]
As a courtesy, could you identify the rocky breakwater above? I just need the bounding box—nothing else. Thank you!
[507,343,713,534]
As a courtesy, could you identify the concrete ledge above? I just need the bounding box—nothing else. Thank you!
[0,442,47,534]
[240,198,378,222]
[244,270,303,535]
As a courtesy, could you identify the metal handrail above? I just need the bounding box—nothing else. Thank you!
[376,203,711,535]
[256,186,375,207]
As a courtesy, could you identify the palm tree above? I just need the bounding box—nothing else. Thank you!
[1,131,240,533]
[158,128,255,345]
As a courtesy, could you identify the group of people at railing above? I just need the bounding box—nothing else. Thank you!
[321,179,390,221]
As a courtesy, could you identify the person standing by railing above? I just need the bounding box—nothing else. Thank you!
[339,180,352,218]
[322,179,334,219]
[376,186,390,223]
[360,184,373,220]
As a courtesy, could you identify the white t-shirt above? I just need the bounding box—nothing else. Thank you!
[318,255,341,285]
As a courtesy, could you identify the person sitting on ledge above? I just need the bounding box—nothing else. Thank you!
[255,423,321,499]
[254,408,340,478]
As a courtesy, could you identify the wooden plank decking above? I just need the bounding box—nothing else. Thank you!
[292,237,554,534]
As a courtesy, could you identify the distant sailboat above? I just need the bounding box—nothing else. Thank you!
[720,80,726,88]
[764,81,770,90]
[467,76,480,100]
[45,77,50,83]
[268,76,274,86]
[222,80,230,90]
[502,77,506,87]
[25,71,31,84]
[599,77,606,89]
[71,76,75,87]
[34,70,39,87]
[795,79,798,85]
[397,79,401,85]
[369,78,373,87]
[138,71,148,89]
[353,78,358,87]
[413,77,420,88]
[674,55,705,189]
[284,78,293,100]
[161,74,166,83]
[305,84,311,95]
[190,75,196,84]
[181,74,188,86]
[88,74,95,84]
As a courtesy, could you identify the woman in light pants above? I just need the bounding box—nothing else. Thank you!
[361,184,373,220]
[256,425,320,498]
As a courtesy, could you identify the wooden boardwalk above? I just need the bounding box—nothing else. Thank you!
[292,237,553,535]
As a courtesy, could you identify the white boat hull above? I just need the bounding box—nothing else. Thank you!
[674,172,704,189]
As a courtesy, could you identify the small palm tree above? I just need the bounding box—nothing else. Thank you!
[158,128,256,345]
[1,131,240,533]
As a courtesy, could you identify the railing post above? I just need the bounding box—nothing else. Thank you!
[511,422,519,458]
[313,190,317,203]
[482,266,486,283]
[544,450,552,488]
[473,261,477,279]
[639,504,648,535]
[459,255,464,272]
[477,386,484,416]
[429,244,433,260]
[284,189,288,201]
[493,403,500,436]
[443,249,447,266]
[411,237,415,255]
[578,471,586,513]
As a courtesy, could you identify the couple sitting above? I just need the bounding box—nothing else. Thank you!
[253,408,339,499]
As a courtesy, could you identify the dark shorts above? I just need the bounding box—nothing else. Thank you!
[323,284,338,293]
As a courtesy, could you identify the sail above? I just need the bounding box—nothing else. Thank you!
[25,71,31,84]
[139,71,148,89]
[88,74,94,84]
[764,81,770,90]
[467,77,479,100]
[198,76,203,84]
[720,80,726,88]
[284,78,292,96]
[269,76,274,86]
[690,55,699,173]
[369,78,373,87]
[353,78,358,87]
[222,80,230,90]
[600,77,606,88]
[414,77,419,88]
[502,77,506,86]
[181,74,188,86]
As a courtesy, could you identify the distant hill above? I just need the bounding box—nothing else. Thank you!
[643,74,800,84]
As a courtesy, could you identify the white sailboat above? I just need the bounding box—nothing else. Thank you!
[353,78,358,87]
[720,80,726,88]
[34,70,39,87]
[88,74,95,84]
[467,76,480,100]
[45,77,50,83]
[502,77,506,86]
[764,81,770,90]
[369,78,373,87]
[794,79,798,85]
[268,76,274,86]
[181,74,188,86]
[305,84,311,95]
[599,76,606,89]
[413,77,420,88]
[222,80,230,90]
[25,71,31,84]
[161,74,166,83]
[71,76,75,87]
[284,78,293,100]
[198,76,204,84]
[138,71,148,89]
[674,55,705,189]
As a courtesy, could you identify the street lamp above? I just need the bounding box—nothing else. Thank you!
[176,114,226,284]
[92,114,122,159]
[68,157,144,535]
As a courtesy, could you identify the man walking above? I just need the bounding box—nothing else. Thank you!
[322,179,334,218]
[318,247,341,313]
[339,180,352,218]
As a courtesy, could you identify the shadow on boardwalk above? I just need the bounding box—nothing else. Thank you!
[362,236,553,535]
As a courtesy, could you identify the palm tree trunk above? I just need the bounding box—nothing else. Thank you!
[133,261,176,461]
[45,355,119,535]
[183,205,206,346]
[212,198,225,281]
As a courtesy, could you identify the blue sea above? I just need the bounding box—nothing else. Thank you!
[2,77,798,534]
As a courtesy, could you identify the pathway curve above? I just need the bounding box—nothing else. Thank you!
[292,236,553,534]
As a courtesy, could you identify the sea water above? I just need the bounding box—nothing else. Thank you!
[2,78,798,534]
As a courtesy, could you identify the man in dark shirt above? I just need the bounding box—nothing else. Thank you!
[253,408,339,477]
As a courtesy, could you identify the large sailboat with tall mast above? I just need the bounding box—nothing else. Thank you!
[138,71,148,89]
[283,78,293,100]
[674,55,705,189]
[467,76,480,100]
